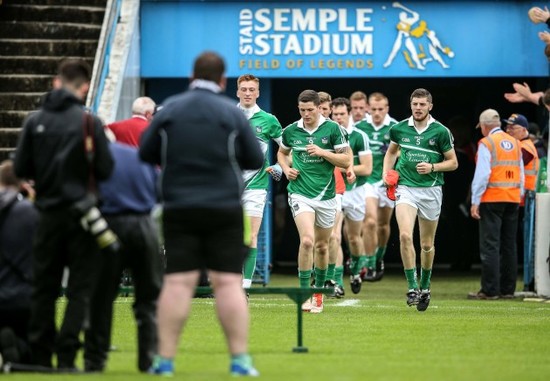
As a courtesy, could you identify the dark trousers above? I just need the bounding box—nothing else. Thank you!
[478,202,519,296]
[0,308,31,363]
[84,214,162,372]
[29,209,99,368]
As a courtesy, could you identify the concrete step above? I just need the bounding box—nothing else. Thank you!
[0,75,54,93]
[0,56,95,75]
[0,148,16,162]
[0,21,101,40]
[0,111,30,128]
[0,39,98,57]
[0,93,44,110]
[6,0,107,6]
[0,4,105,24]
[0,128,22,149]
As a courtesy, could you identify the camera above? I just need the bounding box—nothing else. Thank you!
[72,194,121,254]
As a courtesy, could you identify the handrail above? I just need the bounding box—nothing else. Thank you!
[86,0,123,113]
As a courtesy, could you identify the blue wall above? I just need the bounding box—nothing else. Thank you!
[141,1,547,78]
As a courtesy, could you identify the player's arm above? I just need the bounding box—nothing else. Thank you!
[277,146,299,180]
[307,144,351,168]
[353,151,372,176]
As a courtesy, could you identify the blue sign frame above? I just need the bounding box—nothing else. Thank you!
[141,1,547,78]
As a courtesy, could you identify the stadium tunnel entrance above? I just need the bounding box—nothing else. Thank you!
[145,75,548,270]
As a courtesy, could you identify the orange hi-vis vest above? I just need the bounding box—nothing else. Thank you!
[520,138,539,192]
[479,131,522,203]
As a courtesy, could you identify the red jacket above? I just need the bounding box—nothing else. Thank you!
[106,115,149,147]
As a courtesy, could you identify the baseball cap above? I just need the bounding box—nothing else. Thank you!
[503,113,528,129]
[476,109,500,128]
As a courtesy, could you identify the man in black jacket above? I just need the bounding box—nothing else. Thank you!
[140,51,263,377]
[14,59,114,370]
[0,160,38,365]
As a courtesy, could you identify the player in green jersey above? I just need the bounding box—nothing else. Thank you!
[349,91,369,126]
[278,90,351,313]
[332,97,372,294]
[355,92,397,282]
[382,88,458,311]
[237,74,283,290]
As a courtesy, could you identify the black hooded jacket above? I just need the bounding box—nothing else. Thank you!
[0,190,38,309]
[14,89,113,210]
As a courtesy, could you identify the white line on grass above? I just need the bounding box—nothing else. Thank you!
[334,299,360,307]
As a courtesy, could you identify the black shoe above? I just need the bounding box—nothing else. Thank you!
[364,268,377,282]
[350,275,362,294]
[406,289,420,306]
[324,279,337,298]
[0,328,20,363]
[334,284,345,298]
[373,260,385,281]
[417,290,431,311]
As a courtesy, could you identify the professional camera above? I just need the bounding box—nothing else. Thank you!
[72,194,121,254]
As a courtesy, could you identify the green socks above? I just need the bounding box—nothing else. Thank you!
[404,268,418,290]
[314,267,327,288]
[420,268,432,290]
[242,248,257,287]
[335,266,344,287]
[375,246,387,262]
[326,263,336,281]
[299,269,312,288]
[365,255,376,269]
[350,255,361,275]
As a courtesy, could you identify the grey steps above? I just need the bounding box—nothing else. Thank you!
[0,128,22,148]
[0,148,16,162]
[0,21,101,40]
[7,0,107,6]
[0,111,30,128]
[0,39,98,57]
[0,75,54,93]
[1,4,106,24]
[0,93,44,110]
[0,56,95,75]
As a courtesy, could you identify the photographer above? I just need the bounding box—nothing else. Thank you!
[14,59,114,370]
[84,134,162,373]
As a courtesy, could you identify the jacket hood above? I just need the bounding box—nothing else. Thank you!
[0,190,20,213]
[42,88,83,112]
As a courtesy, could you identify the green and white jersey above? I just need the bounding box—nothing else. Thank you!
[239,105,283,190]
[356,114,395,184]
[343,125,371,191]
[389,116,454,187]
[281,116,349,200]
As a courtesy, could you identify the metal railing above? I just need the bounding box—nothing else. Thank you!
[86,0,122,114]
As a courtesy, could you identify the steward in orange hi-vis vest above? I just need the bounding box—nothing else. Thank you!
[519,138,539,192]
[478,131,522,203]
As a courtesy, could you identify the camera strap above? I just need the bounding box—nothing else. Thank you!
[82,112,96,192]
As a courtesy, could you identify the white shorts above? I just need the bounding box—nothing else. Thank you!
[335,193,343,212]
[342,186,366,222]
[395,185,443,221]
[364,181,395,209]
[288,193,337,229]
[242,189,267,218]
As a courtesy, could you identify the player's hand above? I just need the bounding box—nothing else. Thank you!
[306,144,324,158]
[416,161,432,175]
[346,169,356,184]
[470,204,481,220]
[540,30,550,44]
[285,168,300,181]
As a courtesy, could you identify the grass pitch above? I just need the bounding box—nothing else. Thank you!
[6,272,550,380]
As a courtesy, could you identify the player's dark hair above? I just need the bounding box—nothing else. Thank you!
[410,88,432,103]
[298,90,320,106]
[331,97,351,113]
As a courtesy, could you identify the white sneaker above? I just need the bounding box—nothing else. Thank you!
[309,293,324,314]
[301,298,312,312]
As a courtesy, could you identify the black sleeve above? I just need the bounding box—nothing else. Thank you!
[139,116,162,165]
[13,113,36,180]
[521,147,535,166]
[234,111,263,170]
[92,115,114,181]
[539,95,545,108]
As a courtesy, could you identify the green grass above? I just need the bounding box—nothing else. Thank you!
[5,272,550,380]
